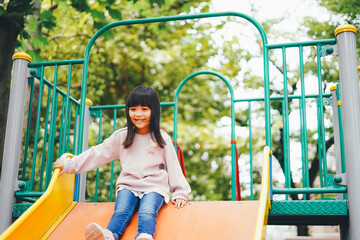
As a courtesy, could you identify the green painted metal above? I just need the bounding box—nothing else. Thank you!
[267,39,336,49]
[316,44,329,195]
[317,98,326,199]
[45,65,59,188]
[234,93,332,102]
[87,70,239,200]
[14,60,81,208]
[61,64,74,154]
[264,38,340,203]
[39,86,52,192]
[76,12,271,176]
[28,59,84,67]
[336,84,346,173]
[270,200,348,216]
[22,77,34,181]
[273,186,347,194]
[248,101,254,200]
[281,47,290,201]
[12,12,349,220]
[59,97,67,155]
[30,66,45,190]
[15,191,45,198]
[110,110,117,201]
[13,204,33,218]
[173,70,237,200]
[298,46,310,199]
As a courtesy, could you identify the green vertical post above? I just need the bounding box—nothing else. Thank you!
[298,46,309,198]
[281,46,290,200]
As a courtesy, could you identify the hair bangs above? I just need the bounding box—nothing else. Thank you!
[127,89,153,109]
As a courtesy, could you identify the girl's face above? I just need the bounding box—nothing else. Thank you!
[129,105,151,134]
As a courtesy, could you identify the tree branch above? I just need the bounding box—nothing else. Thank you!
[48,33,92,41]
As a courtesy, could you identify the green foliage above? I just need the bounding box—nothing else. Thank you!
[10,0,298,204]
[14,0,252,202]
[303,0,360,54]
[318,0,360,24]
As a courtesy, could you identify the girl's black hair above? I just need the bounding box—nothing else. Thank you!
[123,85,166,148]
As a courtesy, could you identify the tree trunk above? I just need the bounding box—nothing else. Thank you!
[0,2,26,174]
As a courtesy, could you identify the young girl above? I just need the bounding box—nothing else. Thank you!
[54,86,191,240]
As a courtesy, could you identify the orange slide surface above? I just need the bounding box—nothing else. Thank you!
[1,147,271,240]
[48,201,260,240]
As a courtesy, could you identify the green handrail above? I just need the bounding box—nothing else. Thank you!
[173,70,237,200]
[76,11,271,171]
[16,61,81,204]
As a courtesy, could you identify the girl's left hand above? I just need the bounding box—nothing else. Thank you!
[172,198,188,208]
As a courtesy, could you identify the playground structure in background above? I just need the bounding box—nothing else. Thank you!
[0,12,359,239]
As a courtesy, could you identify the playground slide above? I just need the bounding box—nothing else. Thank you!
[0,147,271,240]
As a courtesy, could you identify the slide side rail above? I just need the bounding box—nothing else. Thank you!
[0,169,75,240]
[254,146,272,240]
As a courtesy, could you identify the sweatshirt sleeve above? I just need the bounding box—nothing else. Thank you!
[62,130,122,174]
[163,134,191,201]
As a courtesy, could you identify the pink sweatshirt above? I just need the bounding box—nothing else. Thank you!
[61,128,191,203]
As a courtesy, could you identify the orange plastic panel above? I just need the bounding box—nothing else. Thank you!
[48,201,259,240]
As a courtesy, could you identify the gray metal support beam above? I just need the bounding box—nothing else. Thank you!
[0,53,32,233]
[335,24,360,240]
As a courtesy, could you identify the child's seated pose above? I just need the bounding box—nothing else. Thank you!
[54,86,191,240]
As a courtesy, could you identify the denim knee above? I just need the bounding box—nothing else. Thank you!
[137,192,165,236]
[107,189,139,239]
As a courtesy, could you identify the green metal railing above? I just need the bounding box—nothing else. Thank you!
[265,39,347,199]
[14,60,82,210]
[68,11,270,202]
[76,11,271,167]
[13,12,348,218]
[85,70,239,201]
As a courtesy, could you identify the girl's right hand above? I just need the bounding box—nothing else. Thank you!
[54,158,64,171]
[54,153,74,176]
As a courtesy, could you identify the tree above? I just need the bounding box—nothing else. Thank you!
[0,0,34,170]
[0,0,202,171]
[303,0,360,51]
[8,0,252,203]
[0,0,159,171]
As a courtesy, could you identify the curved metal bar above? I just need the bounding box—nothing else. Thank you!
[77,11,270,157]
[172,70,237,200]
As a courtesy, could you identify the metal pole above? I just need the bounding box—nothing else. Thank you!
[335,24,360,240]
[330,86,343,175]
[330,85,346,202]
[78,99,92,202]
[0,53,32,233]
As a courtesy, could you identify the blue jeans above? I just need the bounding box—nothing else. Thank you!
[107,189,165,240]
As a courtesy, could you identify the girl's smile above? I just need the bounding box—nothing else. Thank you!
[129,105,151,134]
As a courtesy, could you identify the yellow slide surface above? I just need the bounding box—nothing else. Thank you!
[0,147,271,240]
